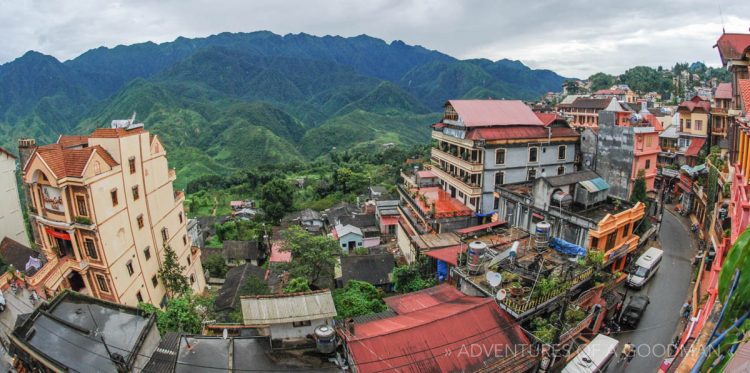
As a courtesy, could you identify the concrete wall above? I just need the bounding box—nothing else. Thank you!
[0,153,29,246]
[338,232,363,254]
[595,112,635,201]
[270,318,331,340]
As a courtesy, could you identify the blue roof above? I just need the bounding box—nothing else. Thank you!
[579,177,610,193]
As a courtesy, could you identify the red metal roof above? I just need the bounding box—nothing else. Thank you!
[269,242,291,263]
[455,220,507,235]
[595,89,627,95]
[380,215,399,226]
[685,138,706,157]
[715,82,733,100]
[715,33,750,65]
[447,100,542,127]
[466,125,579,141]
[345,285,531,373]
[644,114,664,132]
[424,245,465,266]
[534,112,562,126]
[411,187,472,218]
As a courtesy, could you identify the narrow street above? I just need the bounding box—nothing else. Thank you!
[607,210,696,372]
[0,287,37,372]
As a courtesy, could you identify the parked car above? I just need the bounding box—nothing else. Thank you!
[0,291,6,312]
[627,247,663,289]
[620,295,650,328]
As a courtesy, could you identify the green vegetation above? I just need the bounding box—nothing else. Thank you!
[284,278,312,293]
[260,178,295,222]
[138,294,213,335]
[203,254,229,278]
[588,72,617,92]
[158,246,191,297]
[631,169,647,204]
[392,256,436,293]
[332,280,387,319]
[280,226,340,289]
[239,275,270,297]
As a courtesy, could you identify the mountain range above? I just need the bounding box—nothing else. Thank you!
[0,31,566,187]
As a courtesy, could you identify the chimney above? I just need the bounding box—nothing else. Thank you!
[18,138,36,171]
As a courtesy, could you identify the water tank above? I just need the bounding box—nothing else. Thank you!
[314,325,337,354]
[534,221,551,252]
[467,241,487,274]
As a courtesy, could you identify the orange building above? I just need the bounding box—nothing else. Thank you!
[587,202,646,272]
[19,119,205,306]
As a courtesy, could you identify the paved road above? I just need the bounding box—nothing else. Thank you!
[0,287,38,372]
[607,210,696,372]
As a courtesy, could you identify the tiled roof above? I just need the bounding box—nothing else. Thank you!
[686,138,707,157]
[446,100,543,127]
[89,127,145,138]
[715,33,750,65]
[214,264,268,311]
[595,89,627,95]
[222,240,261,260]
[715,82,733,100]
[466,125,579,141]
[569,97,614,109]
[534,112,563,126]
[739,79,750,113]
[678,96,711,113]
[31,144,118,178]
[56,135,89,149]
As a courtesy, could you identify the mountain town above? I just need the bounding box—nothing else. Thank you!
[0,3,749,373]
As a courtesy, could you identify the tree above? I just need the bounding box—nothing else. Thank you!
[239,275,270,296]
[630,169,647,204]
[563,80,580,95]
[281,226,339,288]
[260,178,294,222]
[392,256,436,293]
[203,254,228,278]
[620,66,670,94]
[139,294,208,334]
[333,280,386,319]
[159,245,190,297]
[588,72,616,92]
[284,277,312,293]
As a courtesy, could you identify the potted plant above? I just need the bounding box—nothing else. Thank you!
[509,281,523,296]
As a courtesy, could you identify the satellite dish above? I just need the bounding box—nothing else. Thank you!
[486,271,502,288]
[222,329,228,340]
[496,289,507,301]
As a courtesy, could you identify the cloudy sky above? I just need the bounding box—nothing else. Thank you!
[2,0,749,78]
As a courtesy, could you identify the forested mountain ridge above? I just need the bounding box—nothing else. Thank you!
[0,31,567,187]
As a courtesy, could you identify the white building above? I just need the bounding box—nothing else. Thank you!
[241,290,337,341]
[0,148,29,246]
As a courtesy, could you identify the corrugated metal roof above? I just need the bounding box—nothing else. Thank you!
[685,138,706,157]
[447,100,543,127]
[241,290,336,325]
[715,82,733,100]
[424,245,465,266]
[578,177,610,193]
[345,285,532,373]
[335,224,362,238]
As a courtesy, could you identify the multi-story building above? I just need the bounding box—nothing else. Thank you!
[0,147,29,246]
[711,83,732,153]
[557,97,624,129]
[19,119,205,306]
[430,100,579,214]
[676,95,710,165]
[581,110,662,200]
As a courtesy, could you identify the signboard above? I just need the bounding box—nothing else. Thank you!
[42,186,64,213]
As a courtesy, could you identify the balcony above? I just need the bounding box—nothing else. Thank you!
[430,165,482,196]
[168,168,177,182]
[174,190,185,203]
[431,148,483,173]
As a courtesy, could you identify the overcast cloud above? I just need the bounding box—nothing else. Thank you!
[1,0,749,78]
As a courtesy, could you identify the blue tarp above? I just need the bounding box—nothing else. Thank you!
[437,260,448,282]
[549,237,587,257]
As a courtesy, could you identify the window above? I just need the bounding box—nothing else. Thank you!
[182,234,187,246]
[494,196,500,210]
[144,247,151,261]
[495,149,506,165]
[495,172,505,186]
[151,275,158,287]
[591,236,599,249]
[126,260,134,276]
[292,320,312,328]
[695,120,703,131]
[529,147,539,163]
[605,233,617,251]
[178,212,184,224]
[136,291,143,303]
[96,274,110,293]
[686,119,692,129]
[161,227,169,244]
[558,146,566,160]
[645,160,651,169]
[76,195,88,217]
[557,166,565,175]
[132,185,140,201]
[110,189,118,206]
[85,238,98,260]
[187,256,191,265]
[622,223,630,238]
[190,274,195,284]
[527,168,537,181]
[129,157,136,174]
[136,214,144,229]
[646,136,653,147]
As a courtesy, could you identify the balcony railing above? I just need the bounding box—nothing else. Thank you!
[430,165,482,196]
[431,148,483,173]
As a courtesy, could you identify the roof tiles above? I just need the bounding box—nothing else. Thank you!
[32,144,118,178]
[715,33,750,64]
[447,100,542,127]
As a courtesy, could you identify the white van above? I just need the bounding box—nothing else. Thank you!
[627,247,664,289]
[562,334,619,373]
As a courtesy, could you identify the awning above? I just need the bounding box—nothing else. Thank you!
[424,245,465,267]
[455,220,506,235]
[578,177,610,193]
[685,138,706,157]
[45,227,71,241]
